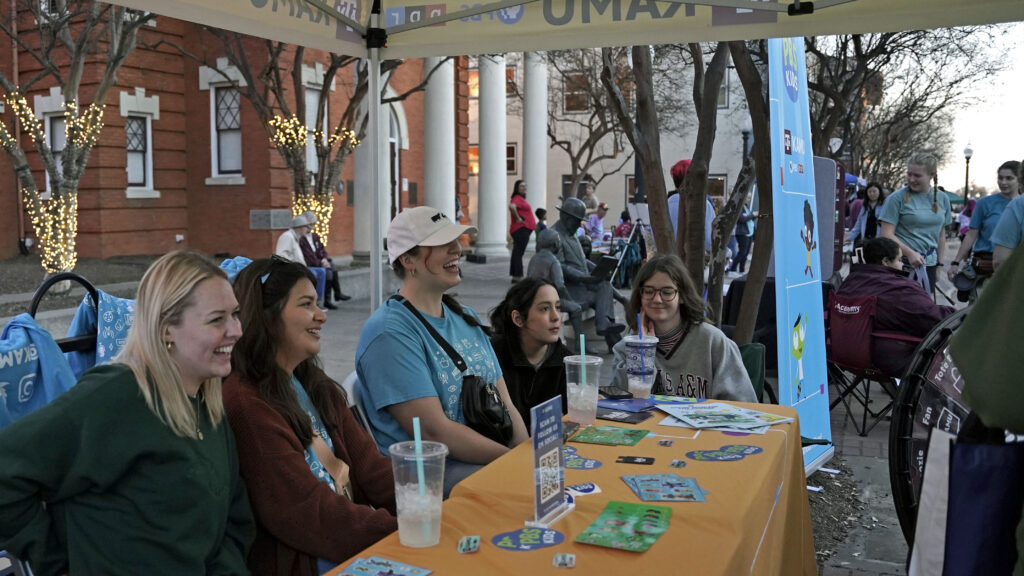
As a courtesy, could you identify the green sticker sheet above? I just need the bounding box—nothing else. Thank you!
[568,425,647,446]
[575,501,672,552]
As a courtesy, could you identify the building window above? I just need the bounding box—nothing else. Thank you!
[506,143,517,174]
[305,86,325,175]
[561,175,591,200]
[214,86,242,175]
[563,72,589,113]
[625,174,638,203]
[468,68,479,99]
[506,64,517,97]
[45,115,66,193]
[125,115,150,187]
[718,73,729,109]
[708,174,728,197]
[468,144,479,176]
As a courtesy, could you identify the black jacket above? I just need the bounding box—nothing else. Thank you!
[491,335,572,428]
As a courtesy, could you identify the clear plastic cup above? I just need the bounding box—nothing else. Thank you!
[388,440,448,547]
[564,355,603,426]
[623,334,659,399]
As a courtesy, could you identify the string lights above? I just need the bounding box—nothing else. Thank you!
[268,113,361,243]
[24,187,78,273]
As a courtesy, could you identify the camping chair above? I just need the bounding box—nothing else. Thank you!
[826,292,920,437]
[339,371,373,435]
[739,342,769,403]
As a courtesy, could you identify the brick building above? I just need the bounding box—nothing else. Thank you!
[0,12,443,263]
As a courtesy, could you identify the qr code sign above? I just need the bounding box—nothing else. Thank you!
[538,449,561,503]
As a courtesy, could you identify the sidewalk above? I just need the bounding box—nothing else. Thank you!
[1,252,909,575]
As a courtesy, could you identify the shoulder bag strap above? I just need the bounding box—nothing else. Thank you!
[388,294,468,372]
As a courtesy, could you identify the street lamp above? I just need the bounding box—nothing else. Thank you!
[963,144,973,202]
[740,116,752,159]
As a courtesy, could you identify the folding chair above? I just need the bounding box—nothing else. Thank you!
[826,292,920,437]
[739,342,767,403]
[338,371,372,434]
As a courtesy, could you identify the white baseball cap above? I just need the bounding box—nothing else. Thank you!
[387,206,476,264]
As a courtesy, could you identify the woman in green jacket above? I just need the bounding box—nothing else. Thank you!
[0,251,255,575]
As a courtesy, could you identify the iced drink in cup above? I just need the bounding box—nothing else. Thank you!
[564,355,602,426]
[623,334,659,398]
[389,440,447,547]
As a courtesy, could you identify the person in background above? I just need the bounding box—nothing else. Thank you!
[580,182,600,216]
[489,278,572,428]
[225,257,396,575]
[613,254,755,402]
[956,200,974,240]
[535,207,548,234]
[950,160,1020,282]
[356,206,529,497]
[277,214,328,307]
[992,159,1024,271]
[727,191,758,275]
[849,182,886,247]
[300,212,351,308]
[614,210,634,239]
[585,202,609,241]
[667,159,716,253]
[847,186,864,230]
[0,251,254,575]
[880,152,952,293]
[837,237,954,377]
[508,180,536,284]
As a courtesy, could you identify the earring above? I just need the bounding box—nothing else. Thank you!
[411,268,418,277]
[166,341,174,352]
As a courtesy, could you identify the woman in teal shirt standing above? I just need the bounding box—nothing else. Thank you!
[880,152,952,293]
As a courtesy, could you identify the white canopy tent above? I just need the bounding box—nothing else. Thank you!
[103,0,1024,308]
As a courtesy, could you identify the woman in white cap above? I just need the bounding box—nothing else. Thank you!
[356,206,529,497]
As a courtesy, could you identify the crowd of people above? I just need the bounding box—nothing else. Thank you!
[3,148,1024,575]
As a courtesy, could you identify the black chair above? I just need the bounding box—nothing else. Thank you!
[29,272,99,354]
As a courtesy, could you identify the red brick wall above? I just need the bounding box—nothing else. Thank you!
[455,56,470,225]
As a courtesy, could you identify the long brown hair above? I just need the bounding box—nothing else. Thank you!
[232,257,343,446]
[626,254,707,331]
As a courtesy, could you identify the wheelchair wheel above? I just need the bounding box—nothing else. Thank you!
[888,308,969,543]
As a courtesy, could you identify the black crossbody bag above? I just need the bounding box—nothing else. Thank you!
[389,295,514,446]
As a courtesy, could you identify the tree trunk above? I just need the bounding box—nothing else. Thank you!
[728,41,775,346]
[680,42,729,288]
[707,155,754,325]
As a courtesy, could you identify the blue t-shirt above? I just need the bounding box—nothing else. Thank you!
[991,195,1024,251]
[668,194,716,251]
[355,298,502,455]
[970,193,1013,253]
[879,187,952,266]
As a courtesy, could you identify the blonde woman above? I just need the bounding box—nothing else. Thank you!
[0,251,254,575]
[880,152,953,292]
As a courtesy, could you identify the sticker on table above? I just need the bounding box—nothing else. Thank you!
[686,444,764,462]
[492,528,565,551]
[564,447,602,469]
[567,482,602,496]
[339,556,432,575]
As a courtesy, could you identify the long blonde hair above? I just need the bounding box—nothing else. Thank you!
[114,251,229,439]
[907,152,940,213]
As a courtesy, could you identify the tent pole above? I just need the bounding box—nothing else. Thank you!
[368,10,385,313]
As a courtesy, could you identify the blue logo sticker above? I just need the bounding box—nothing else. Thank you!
[496,4,524,24]
[492,528,565,551]
[686,444,764,462]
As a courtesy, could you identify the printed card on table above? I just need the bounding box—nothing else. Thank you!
[340,556,432,575]
[575,501,672,552]
[658,402,767,430]
[569,425,648,446]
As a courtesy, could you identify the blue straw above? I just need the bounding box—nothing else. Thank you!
[637,313,644,339]
[579,335,587,386]
[412,417,426,496]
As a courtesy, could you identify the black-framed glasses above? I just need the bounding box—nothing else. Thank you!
[640,286,678,301]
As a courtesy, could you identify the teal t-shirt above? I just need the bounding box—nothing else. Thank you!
[969,193,1013,253]
[991,195,1024,251]
[879,187,952,266]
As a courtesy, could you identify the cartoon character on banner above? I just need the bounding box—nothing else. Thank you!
[800,200,817,277]
[791,313,806,400]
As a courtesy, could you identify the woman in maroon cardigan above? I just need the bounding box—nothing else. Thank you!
[225,257,397,576]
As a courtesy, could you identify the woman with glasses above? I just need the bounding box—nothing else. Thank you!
[612,254,756,402]
[224,257,397,575]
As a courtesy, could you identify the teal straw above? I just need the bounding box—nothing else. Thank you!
[579,334,587,386]
[412,417,426,496]
[638,313,643,338]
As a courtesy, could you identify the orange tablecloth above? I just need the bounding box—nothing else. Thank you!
[330,402,816,575]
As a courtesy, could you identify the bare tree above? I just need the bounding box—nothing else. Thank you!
[180,31,447,242]
[0,1,152,274]
[707,154,754,325]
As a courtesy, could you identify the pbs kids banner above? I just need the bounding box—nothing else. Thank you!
[767,37,832,472]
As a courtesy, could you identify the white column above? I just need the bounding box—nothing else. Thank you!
[475,54,509,257]
[423,57,455,218]
[352,133,372,263]
[523,52,548,215]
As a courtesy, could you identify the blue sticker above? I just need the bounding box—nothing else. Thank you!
[564,455,602,470]
[492,528,564,551]
[686,445,764,462]
[566,482,599,495]
[721,431,752,437]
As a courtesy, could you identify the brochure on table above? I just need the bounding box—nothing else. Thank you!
[526,396,573,528]
[768,37,833,473]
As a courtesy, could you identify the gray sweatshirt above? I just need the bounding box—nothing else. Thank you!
[612,322,757,403]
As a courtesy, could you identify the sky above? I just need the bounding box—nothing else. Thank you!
[936,23,1023,196]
